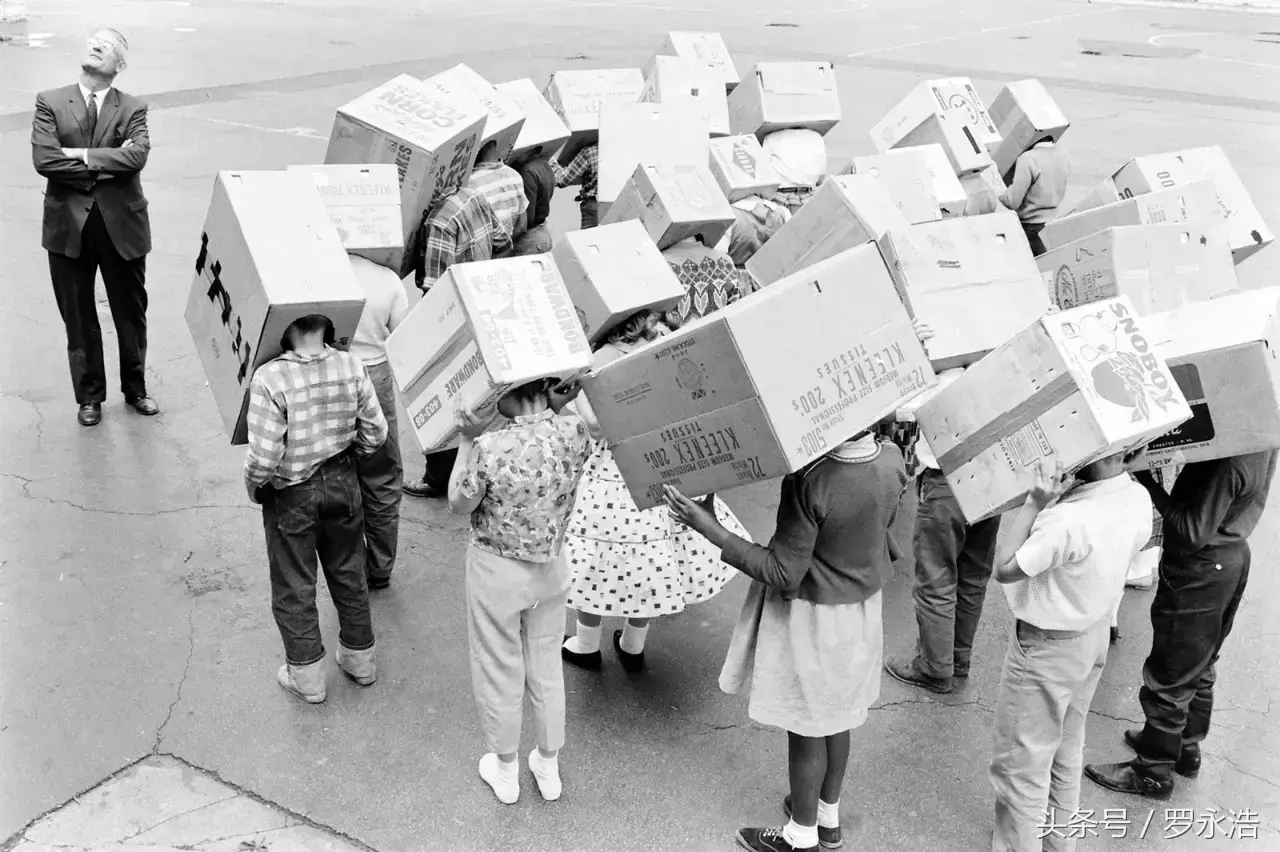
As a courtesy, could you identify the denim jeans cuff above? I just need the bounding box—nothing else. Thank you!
[340,637,376,653]
[286,646,325,667]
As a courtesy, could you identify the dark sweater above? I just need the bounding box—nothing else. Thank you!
[1159,451,1277,556]
[721,440,908,605]
[519,158,555,229]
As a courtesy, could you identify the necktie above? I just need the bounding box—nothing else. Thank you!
[86,92,98,143]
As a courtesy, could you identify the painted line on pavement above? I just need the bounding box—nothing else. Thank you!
[1150,30,1280,69]
[165,111,328,140]
[848,7,1125,57]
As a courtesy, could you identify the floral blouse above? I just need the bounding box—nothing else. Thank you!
[661,240,750,329]
[457,409,594,563]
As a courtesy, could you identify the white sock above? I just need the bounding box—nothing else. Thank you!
[564,622,602,655]
[620,622,649,654]
[783,819,819,849]
[478,753,519,804]
[817,798,840,829]
[528,748,562,801]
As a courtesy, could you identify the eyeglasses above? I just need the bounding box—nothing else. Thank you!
[87,36,123,55]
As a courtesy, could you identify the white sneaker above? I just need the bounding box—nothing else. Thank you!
[478,753,519,804]
[528,749,562,801]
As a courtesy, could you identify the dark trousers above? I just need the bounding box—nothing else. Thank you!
[48,204,148,404]
[261,451,374,665]
[358,361,402,582]
[913,469,1001,678]
[579,199,599,230]
[1135,542,1251,780]
[422,448,459,493]
[1022,222,1047,258]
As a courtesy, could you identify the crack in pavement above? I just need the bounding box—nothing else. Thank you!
[872,697,988,711]
[1211,751,1280,792]
[120,790,239,843]
[1087,708,1145,725]
[2,473,251,516]
[152,604,197,754]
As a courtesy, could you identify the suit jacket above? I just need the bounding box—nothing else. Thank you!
[31,84,151,260]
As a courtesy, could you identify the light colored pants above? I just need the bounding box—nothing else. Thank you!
[465,544,568,755]
[990,618,1109,852]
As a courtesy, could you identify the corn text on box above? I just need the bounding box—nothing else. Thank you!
[420,64,526,162]
[1111,147,1273,264]
[586,244,935,508]
[879,210,1050,371]
[708,134,781,202]
[287,164,402,269]
[647,31,740,91]
[842,152,942,224]
[186,171,366,445]
[917,296,1192,522]
[728,62,841,138]
[602,163,734,250]
[543,69,646,163]
[1037,224,1238,315]
[324,74,487,279]
[551,220,687,343]
[1042,180,1222,253]
[986,79,1070,177]
[386,256,593,452]
[598,101,711,203]
[494,78,572,161]
[1141,288,1280,466]
[871,78,1001,154]
[642,55,730,137]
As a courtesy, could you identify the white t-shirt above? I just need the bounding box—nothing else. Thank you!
[348,255,409,366]
[1006,475,1153,631]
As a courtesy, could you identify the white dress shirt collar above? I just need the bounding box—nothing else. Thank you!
[78,82,113,113]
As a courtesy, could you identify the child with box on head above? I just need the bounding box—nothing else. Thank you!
[560,310,751,672]
[999,137,1070,257]
[449,379,596,805]
[551,143,600,230]
[989,452,1152,852]
[243,314,389,704]
[761,129,827,215]
[663,421,909,852]
[467,139,530,258]
[661,236,752,327]
[510,145,556,255]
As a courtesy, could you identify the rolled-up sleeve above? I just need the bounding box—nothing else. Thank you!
[720,474,819,594]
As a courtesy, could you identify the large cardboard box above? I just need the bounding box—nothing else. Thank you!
[708,134,781,202]
[543,69,646,163]
[958,163,1006,216]
[602,163,734,250]
[986,79,1070,178]
[728,62,841,138]
[584,244,936,508]
[385,256,593,453]
[873,145,967,218]
[1068,178,1122,215]
[642,55,730,137]
[1141,288,1280,466]
[646,31,740,92]
[597,101,711,204]
[745,175,908,288]
[186,171,366,445]
[494,78,571,161]
[324,74,487,279]
[551,220,687,343]
[879,210,1051,371]
[891,110,994,176]
[1037,223,1238,315]
[917,297,1193,522]
[1043,180,1224,253]
[871,78,1001,155]
[842,152,941,225]
[287,164,403,270]
[1110,147,1273,264]
[420,64,525,162]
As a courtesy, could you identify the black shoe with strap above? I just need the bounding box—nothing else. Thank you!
[561,636,602,671]
[783,795,842,849]
[1123,729,1201,777]
[736,827,818,852]
[1083,761,1175,800]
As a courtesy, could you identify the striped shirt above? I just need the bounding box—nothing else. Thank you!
[417,186,500,290]
[243,347,388,491]
[467,161,528,251]
[551,144,599,201]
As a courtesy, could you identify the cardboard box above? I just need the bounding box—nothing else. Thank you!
[842,152,941,224]
[646,31,740,92]
[543,68,646,163]
[745,175,908,288]
[892,110,994,176]
[493,78,572,161]
[868,145,968,218]
[871,78,1001,154]
[584,244,936,507]
[708,134,781,202]
[879,210,1051,371]
[1037,223,1238,315]
[986,79,1070,177]
[385,256,593,453]
[551,220,687,343]
[958,163,1006,216]
[420,64,526,162]
[1110,147,1273,264]
[728,62,841,138]
[1068,178,1122,215]
[324,74,487,278]
[602,163,734,250]
[1041,180,1223,253]
[597,101,711,203]
[917,296,1193,522]
[186,171,367,445]
[286,164,403,270]
[642,55,730,137]
[1141,287,1280,466]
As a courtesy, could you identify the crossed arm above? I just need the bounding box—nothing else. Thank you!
[31,93,150,189]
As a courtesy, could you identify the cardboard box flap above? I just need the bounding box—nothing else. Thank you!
[1142,287,1280,356]
[757,62,833,94]
[335,74,488,152]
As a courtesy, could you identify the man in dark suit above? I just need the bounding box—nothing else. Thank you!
[31,27,158,427]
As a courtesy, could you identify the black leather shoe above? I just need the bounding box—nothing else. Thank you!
[78,403,102,427]
[1084,761,1175,799]
[613,630,645,673]
[1123,729,1201,777]
[561,636,602,671]
[126,396,160,416]
[783,795,842,849]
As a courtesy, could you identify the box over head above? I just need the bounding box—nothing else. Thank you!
[602,163,734,250]
[494,78,572,161]
[708,134,781,202]
[420,64,526,162]
[287,164,403,270]
[646,31,740,91]
[728,62,841,138]
[986,79,1070,178]
[842,152,942,225]
[874,145,968,217]
[597,100,711,203]
[642,55,730,136]
[871,78,1001,154]
[891,110,994,176]
[543,68,646,163]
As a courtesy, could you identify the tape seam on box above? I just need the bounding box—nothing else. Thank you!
[934,370,1076,473]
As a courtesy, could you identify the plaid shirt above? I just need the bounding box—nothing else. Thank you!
[243,347,388,493]
[417,186,499,289]
[467,161,528,249]
[550,144,598,201]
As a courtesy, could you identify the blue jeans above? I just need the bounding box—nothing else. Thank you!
[261,451,374,665]
[357,361,402,582]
